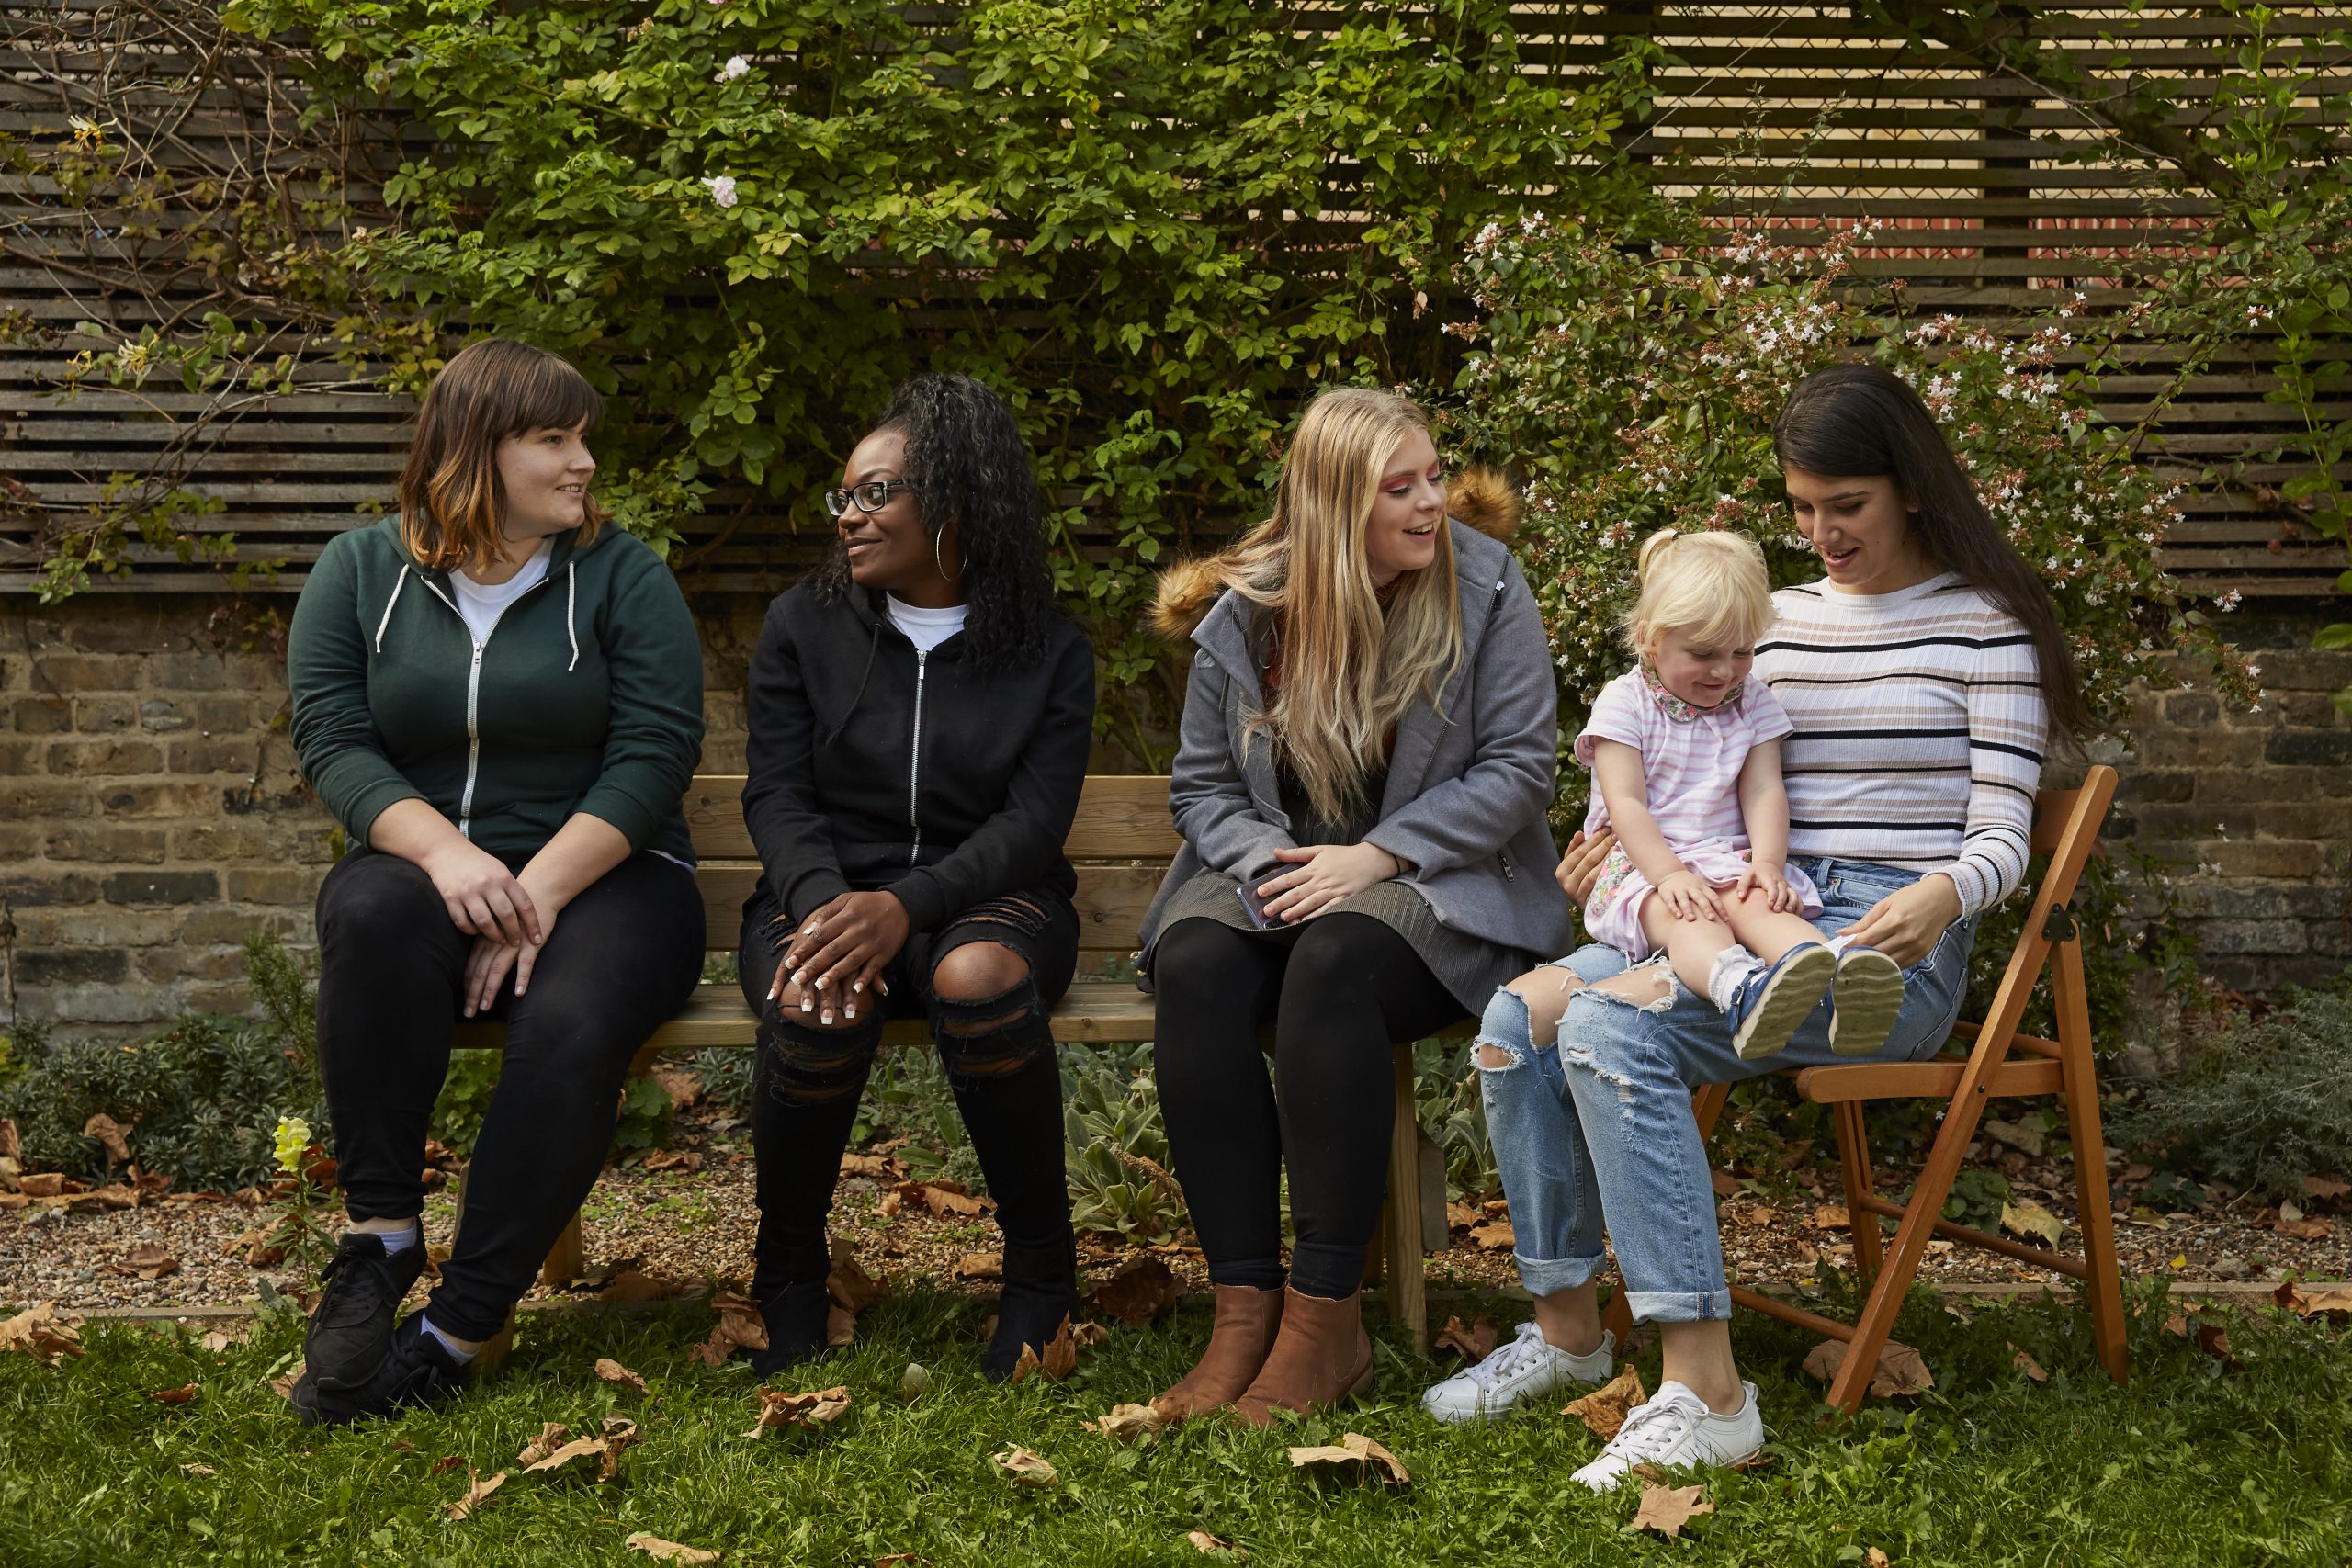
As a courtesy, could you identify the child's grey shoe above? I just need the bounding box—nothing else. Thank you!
[1419,1323,1615,1425]
[1727,942,1836,1061]
[1828,945,1905,1056]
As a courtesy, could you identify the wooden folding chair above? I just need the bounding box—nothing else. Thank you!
[1603,764,2129,1412]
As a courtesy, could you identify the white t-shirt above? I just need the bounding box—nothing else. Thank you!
[450,541,553,646]
[886,594,969,654]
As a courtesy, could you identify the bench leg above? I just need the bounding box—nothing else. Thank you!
[1385,1043,1429,1356]
[541,1209,585,1289]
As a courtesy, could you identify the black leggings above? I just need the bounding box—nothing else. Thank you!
[314,849,704,1342]
[737,886,1080,1295]
[1152,913,1464,1299]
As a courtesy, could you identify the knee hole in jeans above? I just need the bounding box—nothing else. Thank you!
[762,1010,881,1104]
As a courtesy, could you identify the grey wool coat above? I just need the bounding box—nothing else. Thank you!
[1136,516,1574,965]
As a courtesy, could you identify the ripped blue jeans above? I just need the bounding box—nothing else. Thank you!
[1476,857,1979,1323]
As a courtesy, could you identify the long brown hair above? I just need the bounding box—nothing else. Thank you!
[1772,364,2089,751]
[1171,387,1464,822]
[398,339,605,574]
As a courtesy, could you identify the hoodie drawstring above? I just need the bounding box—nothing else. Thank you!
[565,562,580,671]
[821,620,882,749]
[374,565,409,652]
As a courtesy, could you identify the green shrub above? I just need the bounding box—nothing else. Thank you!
[1063,1042,1183,1240]
[2109,976,2352,1201]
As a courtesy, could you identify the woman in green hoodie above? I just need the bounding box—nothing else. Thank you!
[285,339,706,1425]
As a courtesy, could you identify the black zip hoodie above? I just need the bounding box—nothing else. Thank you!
[741,581,1095,932]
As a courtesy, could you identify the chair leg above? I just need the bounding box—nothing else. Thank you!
[2054,942,2130,1387]
[1385,1042,1429,1356]
[1833,1101,1883,1288]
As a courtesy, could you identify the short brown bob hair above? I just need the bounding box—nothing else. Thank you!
[398,338,605,574]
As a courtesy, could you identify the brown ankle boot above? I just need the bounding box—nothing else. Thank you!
[1152,1284,1284,1419]
[1231,1287,1373,1427]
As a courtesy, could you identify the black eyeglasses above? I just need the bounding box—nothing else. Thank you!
[823,479,914,518]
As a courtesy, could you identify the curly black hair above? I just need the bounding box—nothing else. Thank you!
[808,372,1059,673]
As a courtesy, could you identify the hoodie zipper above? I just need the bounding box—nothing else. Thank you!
[413,572,555,840]
[907,649,929,865]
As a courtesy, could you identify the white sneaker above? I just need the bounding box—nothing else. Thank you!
[1568,1379,1764,1491]
[1419,1322,1615,1425]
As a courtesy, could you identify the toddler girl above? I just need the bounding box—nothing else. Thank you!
[1576,529,1904,1059]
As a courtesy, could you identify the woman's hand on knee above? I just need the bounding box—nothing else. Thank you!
[777,891,910,1011]
[422,839,543,947]
[462,934,526,1018]
[1555,829,1615,905]
[1258,841,1399,922]
[1838,875,1962,967]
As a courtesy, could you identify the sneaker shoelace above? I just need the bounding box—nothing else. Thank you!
[314,1244,396,1328]
[1463,1321,1551,1389]
[1599,1389,1710,1464]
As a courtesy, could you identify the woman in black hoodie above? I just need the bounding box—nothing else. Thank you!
[739,374,1094,1380]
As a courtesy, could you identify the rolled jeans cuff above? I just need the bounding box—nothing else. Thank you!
[1514,1248,1605,1298]
[1624,1287,1734,1324]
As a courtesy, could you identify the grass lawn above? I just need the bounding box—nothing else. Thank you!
[2,1280,2346,1567]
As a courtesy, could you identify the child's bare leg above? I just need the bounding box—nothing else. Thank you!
[1719,885,1826,964]
[1638,896,1737,998]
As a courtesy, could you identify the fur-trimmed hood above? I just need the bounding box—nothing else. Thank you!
[1148,465,1521,641]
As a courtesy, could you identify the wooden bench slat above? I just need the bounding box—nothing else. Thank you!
[692,863,1165,955]
[684,774,1181,862]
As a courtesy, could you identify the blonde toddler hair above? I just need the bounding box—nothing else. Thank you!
[1623,528,1776,657]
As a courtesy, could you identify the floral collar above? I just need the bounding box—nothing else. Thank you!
[1640,660,1744,722]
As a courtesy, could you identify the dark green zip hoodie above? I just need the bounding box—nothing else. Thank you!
[288,516,704,866]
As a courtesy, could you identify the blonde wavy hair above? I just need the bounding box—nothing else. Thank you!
[1188,387,1464,822]
[1622,528,1776,657]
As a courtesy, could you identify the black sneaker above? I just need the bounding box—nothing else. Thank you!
[740,1279,831,1380]
[291,1313,468,1427]
[304,1227,427,1392]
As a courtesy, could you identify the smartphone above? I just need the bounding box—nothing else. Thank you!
[1237,878,1284,930]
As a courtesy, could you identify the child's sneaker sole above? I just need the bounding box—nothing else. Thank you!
[1829,948,1905,1056]
[1730,944,1836,1061]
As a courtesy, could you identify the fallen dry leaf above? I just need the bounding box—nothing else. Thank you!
[2192,1319,2242,1371]
[597,1416,641,1481]
[198,1325,251,1353]
[954,1251,1003,1281]
[1090,1402,1169,1446]
[1434,1314,1500,1362]
[745,1385,853,1438]
[640,1148,703,1175]
[993,1446,1059,1487]
[2275,1280,2352,1319]
[1801,1337,1935,1399]
[524,1436,609,1477]
[430,1455,465,1476]
[598,1268,691,1304]
[893,1179,984,1218]
[79,1184,140,1213]
[517,1422,571,1467]
[2008,1343,2049,1382]
[444,1468,506,1521]
[1866,1551,1892,1568]
[1811,1202,1850,1230]
[828,1240,886,1316]
[1624,1482,1713,1539]
[2275,1216,2335,1241]
[1185,1529,1249,1559]
[2303,1176,2350,1201]
[1564,1366,1646,1440]
[1071,1321,1110,1348]
[17,1173,65,1199]
[82,1113,132,1165]
[265,1359,304,1402]
[1467,1220,1515,1251]
[626,1534,719,1566]
[1010,1317,1080,1385]
[691,1289,769,1369]
[179,1462,214,1476]
[147,1382,199,1404]
[595,1357,650,1396]
[1286,1432,1408,1487]
[650,1064,704,1111]
[1446,1200,1479,1232]
[1088,1255,1180,1326]
[840,1152,899,1179]
[0,1302,85,1365]
[2000,1200,2064,1249]
[116,1242,180,1280]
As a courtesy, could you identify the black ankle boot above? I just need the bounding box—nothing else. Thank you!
[981,1241,1080,1382]
[741,1279,831,1379]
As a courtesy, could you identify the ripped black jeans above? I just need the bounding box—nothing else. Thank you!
[737,883,1080,1296]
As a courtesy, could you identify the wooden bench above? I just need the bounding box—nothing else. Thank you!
[1600,764,2129,1410]
[453,774,1444,1353]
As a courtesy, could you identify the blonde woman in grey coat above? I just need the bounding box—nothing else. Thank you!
[1136,388,1571,1426]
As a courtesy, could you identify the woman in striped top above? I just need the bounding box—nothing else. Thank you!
[1421,365,2085,1483]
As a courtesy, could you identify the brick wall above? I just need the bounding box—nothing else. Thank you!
[4,594,2348,1034]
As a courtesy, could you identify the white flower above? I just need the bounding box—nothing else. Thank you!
[703,174,739,208]
[716,54,749,82]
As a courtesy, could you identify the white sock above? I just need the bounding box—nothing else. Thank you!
[418,1314,478,1364]
[1706,946,1763,1013]
[1824,932,1858,956]
[351,1222,419,1257]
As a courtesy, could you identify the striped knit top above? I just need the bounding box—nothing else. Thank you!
[1755,573,2049,917]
